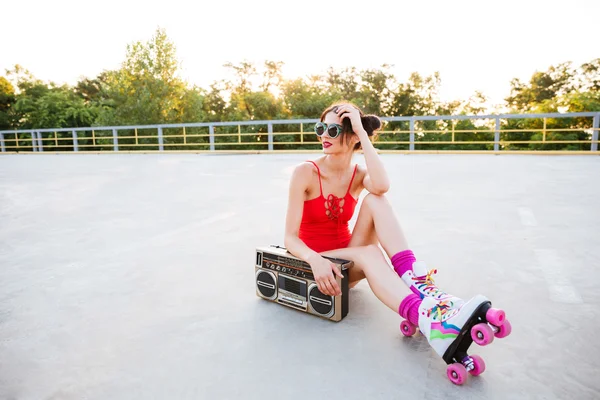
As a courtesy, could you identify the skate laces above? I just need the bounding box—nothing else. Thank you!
[426,299,454,321]
[412,268,447,296]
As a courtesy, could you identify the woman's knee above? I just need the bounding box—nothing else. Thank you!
[362,192,389,210]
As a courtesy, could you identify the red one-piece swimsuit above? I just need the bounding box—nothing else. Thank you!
[298,161,359,253]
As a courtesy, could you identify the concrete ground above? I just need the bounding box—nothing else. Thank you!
[0,153,599,400]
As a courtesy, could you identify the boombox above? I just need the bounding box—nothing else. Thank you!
[254,245,353,322]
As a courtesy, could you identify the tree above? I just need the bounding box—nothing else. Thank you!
[95,27,193,126]
[260,61,284,93]
[355,65,395,116]
[3,65,97,131]
[503,59,599,150]
[220,60,288,121]
[505,62,575,112]
[281,76,336,119]
[0,76,16,130]
[326,67,360,102]
[578,59,600,92]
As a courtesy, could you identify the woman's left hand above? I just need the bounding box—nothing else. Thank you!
[336,105,367,138]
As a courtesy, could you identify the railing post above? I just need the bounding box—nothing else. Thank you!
[592,114,599,152]
[209,125,215,151]
[38,132,44,152]
[112,128,119,152]
[157,127,164,151]
[0,133,5,152]
[32,132,38,152]
[268,123,274,151]
[72,130,79,152]
[451,120,455,143]
[494,118,501,151]
[409,119,415,151]
[543,118,547,142]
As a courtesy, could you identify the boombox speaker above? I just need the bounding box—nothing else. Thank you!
[255,245,353,322]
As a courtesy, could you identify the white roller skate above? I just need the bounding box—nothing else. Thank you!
[411,295,512,385]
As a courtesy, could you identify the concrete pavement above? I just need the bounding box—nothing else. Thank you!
[1,153,599,399]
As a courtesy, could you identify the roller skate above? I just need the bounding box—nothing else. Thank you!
[401,295,512,385]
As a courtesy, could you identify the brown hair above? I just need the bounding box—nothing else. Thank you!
[319,101,382,150]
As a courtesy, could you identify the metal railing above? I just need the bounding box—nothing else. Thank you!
[0,112,598,154]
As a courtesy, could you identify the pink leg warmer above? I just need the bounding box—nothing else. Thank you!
[391,249,416,277]
[398,293,421,326]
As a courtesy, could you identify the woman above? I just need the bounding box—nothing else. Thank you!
[283,102,503,380]
[284,101,452,311]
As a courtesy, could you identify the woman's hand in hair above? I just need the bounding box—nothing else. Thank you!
[336,104,367,138]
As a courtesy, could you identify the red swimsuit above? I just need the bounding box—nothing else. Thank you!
[298,161,359,253]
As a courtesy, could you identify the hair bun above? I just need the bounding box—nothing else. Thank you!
[361,115,382,134]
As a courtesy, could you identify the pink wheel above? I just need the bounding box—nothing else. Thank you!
[486,308,506,327]
[468,355,486,376]
[400,320,417,336]
[447,363,467,385]
[471,323,494,346]
[494,319,512,338]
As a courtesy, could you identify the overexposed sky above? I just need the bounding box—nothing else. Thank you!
[2,0,598,111]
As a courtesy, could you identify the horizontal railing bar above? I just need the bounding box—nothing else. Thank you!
[1,112,598,135]
[4,139,596,150]
[2,127,594,139]
[3,127,591,143]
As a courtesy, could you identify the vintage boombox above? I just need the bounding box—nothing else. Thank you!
[254,245,353,322]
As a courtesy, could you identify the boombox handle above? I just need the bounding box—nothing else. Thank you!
[269,244,354,270]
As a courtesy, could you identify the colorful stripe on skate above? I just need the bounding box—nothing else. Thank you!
[430,321,460,340]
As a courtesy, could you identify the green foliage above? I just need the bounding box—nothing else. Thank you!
[0,76,16,130]
[4,65,98,130]
[281,77,336,118]
[93,27,197,126]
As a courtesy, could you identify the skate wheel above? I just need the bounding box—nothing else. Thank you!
[468,355,486,376]
[486,308,506,327]
[400,320,417,337]
[471,323,494,346]
[494,319,512,339]
[447,363,467,385]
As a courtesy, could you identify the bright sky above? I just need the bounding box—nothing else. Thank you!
[2,0,599,112]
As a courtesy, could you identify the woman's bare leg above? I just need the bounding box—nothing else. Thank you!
[351,193,411,259]
[341,193,411,287]
[342,193,458,305]
[319,245,408,313]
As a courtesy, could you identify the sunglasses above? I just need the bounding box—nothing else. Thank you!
[314,122,343,139]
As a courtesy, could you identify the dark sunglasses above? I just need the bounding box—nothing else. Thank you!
[314,122,343,139]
